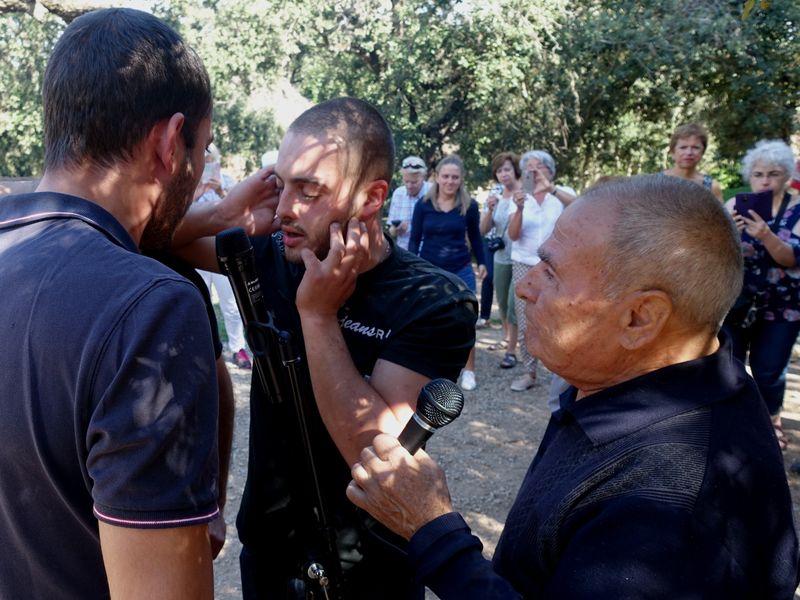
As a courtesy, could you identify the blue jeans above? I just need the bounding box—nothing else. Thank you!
[452,261,476,293]
[725,319,800,415]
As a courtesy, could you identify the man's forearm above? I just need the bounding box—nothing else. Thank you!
[299,313,413,467]
[173,201,227,249]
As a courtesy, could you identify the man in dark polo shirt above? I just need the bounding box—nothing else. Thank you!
[347,175,800,598]
[0,9,220,599]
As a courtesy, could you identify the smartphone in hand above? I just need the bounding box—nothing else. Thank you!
[735,190,773,222]
[522,170,536,195]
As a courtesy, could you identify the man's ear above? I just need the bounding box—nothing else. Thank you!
[355,180,389,220]
[151,112,186,177]
[618,289,672,350]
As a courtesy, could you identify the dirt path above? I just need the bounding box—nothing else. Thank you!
[213,322,800,599]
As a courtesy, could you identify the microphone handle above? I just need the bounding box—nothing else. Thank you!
[217,237,284,403]
[397,413,437,455]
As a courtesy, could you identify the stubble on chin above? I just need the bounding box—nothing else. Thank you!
[140,158,196,251]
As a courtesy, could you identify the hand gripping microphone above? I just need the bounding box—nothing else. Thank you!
[216,227,284,403]
[398,379,464,455]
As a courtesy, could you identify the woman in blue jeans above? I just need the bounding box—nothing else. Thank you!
[409,154,486,391]
[724,139,799,449]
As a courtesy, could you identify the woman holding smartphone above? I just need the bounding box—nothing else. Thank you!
[508,150,576,394]
[724,139,799,449]
[409,155,486,391]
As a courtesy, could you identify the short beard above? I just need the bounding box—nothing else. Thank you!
[140,155,197,251]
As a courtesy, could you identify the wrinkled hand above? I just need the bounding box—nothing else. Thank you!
[740,210,771,240]
[296,218,370,318]
[512,190,526,208]
[346,434,453,540]
[486,194,499,212]
[477,264,487,280]
[208,514,226,559]
[218,167,281,236]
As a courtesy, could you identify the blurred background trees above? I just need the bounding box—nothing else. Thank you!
[0,0,797,190]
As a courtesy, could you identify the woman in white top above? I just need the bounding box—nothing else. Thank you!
[508,150,576,392]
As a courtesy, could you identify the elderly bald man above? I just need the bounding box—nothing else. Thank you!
[347,174,800,599]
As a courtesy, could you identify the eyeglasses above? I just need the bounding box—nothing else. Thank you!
[402,160,425,170]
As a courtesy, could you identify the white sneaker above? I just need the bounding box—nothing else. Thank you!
[475,318,488,329]
[459,370,477,391]
[511,372,536,392]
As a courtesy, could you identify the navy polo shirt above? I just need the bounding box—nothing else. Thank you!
[0,192,219,599]
[408,335,800,599]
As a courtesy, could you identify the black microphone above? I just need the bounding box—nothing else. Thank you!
[216,227,284,403]
[398,379,464,454]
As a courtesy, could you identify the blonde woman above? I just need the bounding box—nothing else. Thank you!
[409,155,486,390]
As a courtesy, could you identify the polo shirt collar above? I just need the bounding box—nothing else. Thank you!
[0,191,139,253]
[556,332,747,446]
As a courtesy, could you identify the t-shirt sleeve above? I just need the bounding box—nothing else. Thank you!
[87,278,220,528]
[380,297,476,382]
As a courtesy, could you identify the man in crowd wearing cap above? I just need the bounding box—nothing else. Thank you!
[387,155,429,250]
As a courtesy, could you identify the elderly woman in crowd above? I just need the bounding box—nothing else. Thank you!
[409,154,486,391]
[480,152,521,370]
[508,150,576,393]
[724,139,799,450]
[663,122,723,202]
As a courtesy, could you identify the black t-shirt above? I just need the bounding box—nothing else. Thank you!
[236,233,476,576]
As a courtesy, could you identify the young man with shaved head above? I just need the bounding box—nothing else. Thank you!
[346,175,800,599]
[179,97,477,598]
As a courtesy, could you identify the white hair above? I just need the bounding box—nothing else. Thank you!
[520,150,556,178]
[740,139,795,181]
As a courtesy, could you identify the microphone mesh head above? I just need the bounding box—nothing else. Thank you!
[417,379,464,427]
[216,227,252,257]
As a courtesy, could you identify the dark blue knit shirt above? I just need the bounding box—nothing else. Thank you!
[408,335,800,599]
[408,198,486,272]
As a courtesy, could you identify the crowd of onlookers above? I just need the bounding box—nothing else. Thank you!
[385,124,800,453]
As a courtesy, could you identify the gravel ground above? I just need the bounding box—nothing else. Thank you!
[212,318,800,599]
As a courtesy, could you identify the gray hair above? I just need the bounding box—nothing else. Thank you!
[740,139,795,181]
[520,150,556,178]
[586,174,742,332]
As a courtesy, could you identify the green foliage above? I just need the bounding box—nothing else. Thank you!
[0,0,797,193]
[0,12,63,176]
